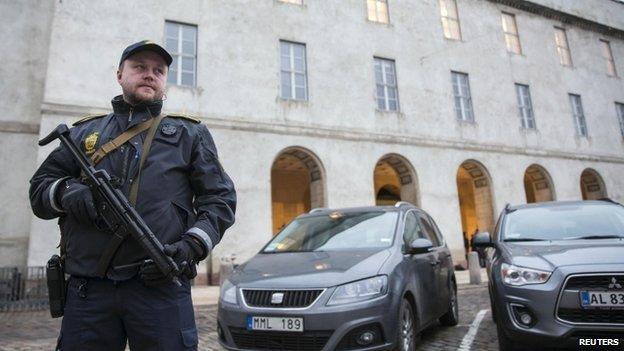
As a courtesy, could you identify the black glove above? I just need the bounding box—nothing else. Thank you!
[58,179,98,225]
[139,236,205,286]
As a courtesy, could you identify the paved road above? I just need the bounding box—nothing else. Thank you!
[0,284,497,350]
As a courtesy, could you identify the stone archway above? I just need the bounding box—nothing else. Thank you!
[456,160,495,254]
[271,147,325,235]
[373,154,419,206]
[580,168,607,200]
[524,164,555,203]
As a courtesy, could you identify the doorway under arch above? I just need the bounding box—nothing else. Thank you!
[580,168,607,200]
[524,164,555,203]
[271,147,326,235]
[373,154,419,206]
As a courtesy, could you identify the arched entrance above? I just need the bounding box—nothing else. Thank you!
[373,154,419,206]
[456,160,495,254]
[524,164,555,203]
[271,147,325,235]
[580,168,607,200]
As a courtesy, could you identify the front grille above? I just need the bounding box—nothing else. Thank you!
[229,327,332,351]
[243,289,323,308]
[557,274,624,325]
[564,275,624,289]
[558,308,624,324]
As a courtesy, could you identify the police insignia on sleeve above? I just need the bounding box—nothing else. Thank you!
[161,124,177,136]
[84,132,99,155]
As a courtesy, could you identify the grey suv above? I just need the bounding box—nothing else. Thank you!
[217,203,458,351]
[474,200,624,350]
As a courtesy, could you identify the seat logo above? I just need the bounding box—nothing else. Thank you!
[271,292,284,304]
[608,277,622,289]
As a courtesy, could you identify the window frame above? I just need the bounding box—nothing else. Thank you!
[279,40,308,101]
[616,102,624,139]
[501,12,522,55]
[600,39,618,77]
[374,57,400,112]
[439,0,462,40]
[569,93,588,137]
[451,71,474,122]
[515,83,536,129]
[164,21,198,87]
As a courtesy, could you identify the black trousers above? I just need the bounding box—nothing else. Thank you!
[56,276,198,351]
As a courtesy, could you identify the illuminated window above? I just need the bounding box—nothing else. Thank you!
[501,12,522,54]
[554,27,572,67]
[440,0,461,40]
[367,0,389,24]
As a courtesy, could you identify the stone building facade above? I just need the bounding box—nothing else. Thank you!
[1,0,623,283]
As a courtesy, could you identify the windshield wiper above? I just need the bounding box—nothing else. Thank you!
[503,238,548,242]
[563,235,624,240]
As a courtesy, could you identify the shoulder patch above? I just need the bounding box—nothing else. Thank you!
[166,113,201,123]
[73,113,107,126]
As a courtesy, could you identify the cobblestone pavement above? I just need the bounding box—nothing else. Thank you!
[0,284,498,351]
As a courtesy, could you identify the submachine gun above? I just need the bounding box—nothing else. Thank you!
[40,124,182,317]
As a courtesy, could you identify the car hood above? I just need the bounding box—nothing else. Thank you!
[228,249,392,289]
[504,240,624,271]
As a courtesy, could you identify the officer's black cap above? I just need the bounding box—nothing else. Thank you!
[119,40,173,67]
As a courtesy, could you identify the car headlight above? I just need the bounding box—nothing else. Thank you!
[220,279,238,304]
[327,275,388,306]
[501,263,551,286]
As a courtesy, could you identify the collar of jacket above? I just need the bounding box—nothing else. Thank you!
[111,95,163,118]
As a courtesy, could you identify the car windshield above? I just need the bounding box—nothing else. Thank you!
[263,211,398,253]
[503,203,624,241]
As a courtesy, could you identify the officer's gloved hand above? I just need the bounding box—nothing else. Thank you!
[139,236,205,286]
[59,179,98,225]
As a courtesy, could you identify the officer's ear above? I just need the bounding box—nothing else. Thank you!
[116,63,124,83]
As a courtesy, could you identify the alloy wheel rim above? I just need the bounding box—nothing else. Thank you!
[401,304,414,351]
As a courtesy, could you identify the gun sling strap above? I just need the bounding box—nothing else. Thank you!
[94,113,166,277]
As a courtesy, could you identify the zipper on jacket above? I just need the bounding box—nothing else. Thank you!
[128,108,133,123]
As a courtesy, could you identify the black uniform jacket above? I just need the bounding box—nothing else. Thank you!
[29,96,236,279]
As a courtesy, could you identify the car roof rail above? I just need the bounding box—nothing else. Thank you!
[597,198,623,206]
[394,201,413,207]
[309,208,326,213]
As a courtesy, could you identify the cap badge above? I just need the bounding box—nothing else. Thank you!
[84,132,99,155]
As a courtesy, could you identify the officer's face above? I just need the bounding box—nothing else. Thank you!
[117,51,168,105]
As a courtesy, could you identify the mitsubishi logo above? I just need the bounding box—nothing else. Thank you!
[271,292,284,304]
[608,277,622,289]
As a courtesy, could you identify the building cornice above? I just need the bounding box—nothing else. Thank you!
[489,0,624,40]
[39,101,624,165]
[0,121,40,134]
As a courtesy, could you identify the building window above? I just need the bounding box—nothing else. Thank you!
[600,39,618,77]
[616,102,624,139]
[515,84,535,129]
[439,0,461,40]
[554,27,572,67]
[280,41,307,101]
[374,57,399,111]
[569,94,588,137]
[164,21,197,87]
[278,0,303,4]
[367,0,389,24]
[501,12,521,54]
[451,71,473,122]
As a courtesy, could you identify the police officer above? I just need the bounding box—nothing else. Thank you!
[29,40,236,350]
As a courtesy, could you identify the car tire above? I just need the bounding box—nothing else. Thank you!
[439,281,459,326]
[393,298,419,351]
[496,323,528,351]
[488,285,497,323]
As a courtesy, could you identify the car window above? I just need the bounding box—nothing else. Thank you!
[420,214,442,246]
[263,211,398,252]
[403,211,426,245]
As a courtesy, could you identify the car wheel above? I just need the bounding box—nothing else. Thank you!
[439,281,459,326]
[393,299,419,351]
[488,285,497,323]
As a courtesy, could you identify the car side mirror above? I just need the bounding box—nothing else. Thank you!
[408,238,433,254]
[472,232,494,247]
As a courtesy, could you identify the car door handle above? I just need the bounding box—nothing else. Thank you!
[430,260,440,266]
